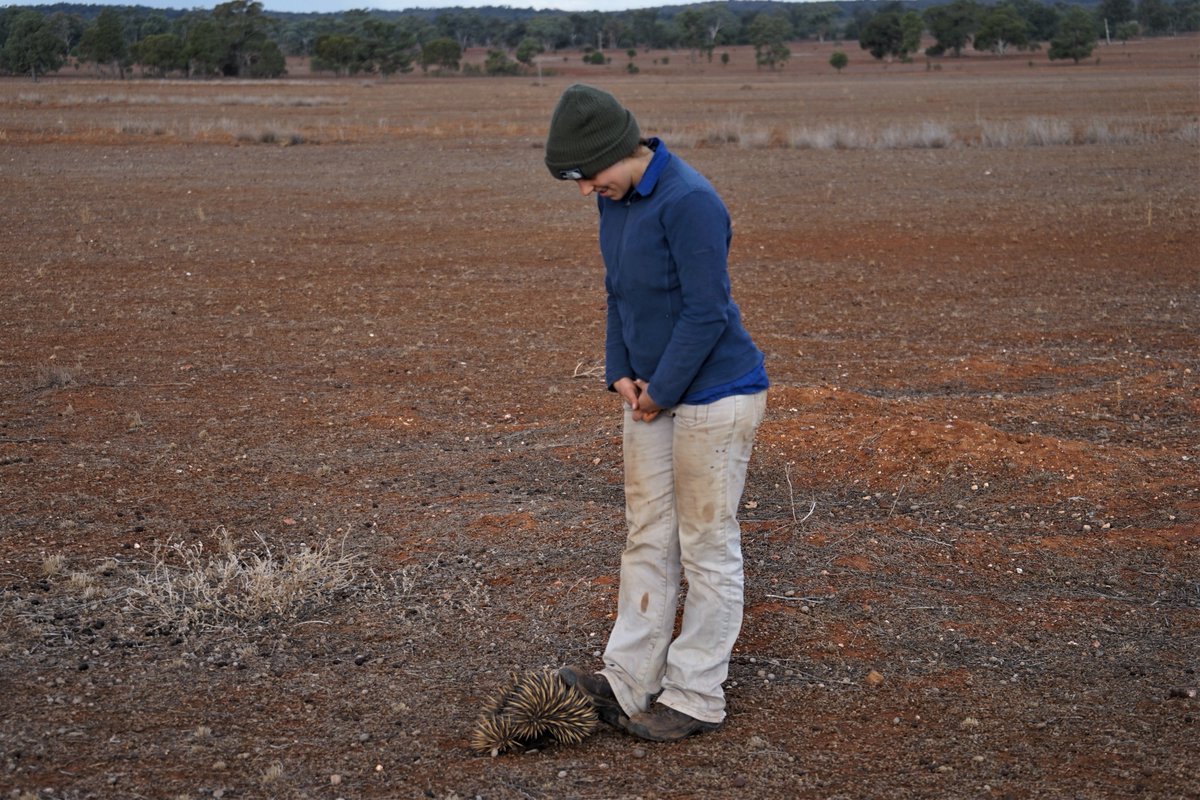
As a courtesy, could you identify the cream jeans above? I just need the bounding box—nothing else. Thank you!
[601,390,767,724]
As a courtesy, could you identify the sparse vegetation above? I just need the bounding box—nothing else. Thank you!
[41,553,67,577]
[679,115,1186,151]
[1020,116,1074,146]
[35,362,78,390]
[128,530,358,636]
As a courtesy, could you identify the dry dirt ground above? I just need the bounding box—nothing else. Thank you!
[1,38,1198,800]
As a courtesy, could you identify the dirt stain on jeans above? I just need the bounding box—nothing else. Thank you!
[640,592,650,613]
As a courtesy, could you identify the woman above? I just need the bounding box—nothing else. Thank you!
[546,84,768,743]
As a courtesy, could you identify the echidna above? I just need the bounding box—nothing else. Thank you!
[469,711,522,757]
[469,670,599,756]
[506,671,598,744]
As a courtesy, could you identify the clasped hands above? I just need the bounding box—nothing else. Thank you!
[614,377,663,423]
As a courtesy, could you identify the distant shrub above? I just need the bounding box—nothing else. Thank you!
[1082,120,1147,145]
[703,112,748,145]
[485,49,522,76]
[787,125,870,150]
[1024,117,1072,146]
[878,121,954,149]
[979,121,1019,148]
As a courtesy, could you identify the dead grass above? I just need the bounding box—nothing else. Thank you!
[34,362,79,390]
[695,116,1190,151]
[128,529,358,636]
[41,553,67,577]
[1,92,343,108]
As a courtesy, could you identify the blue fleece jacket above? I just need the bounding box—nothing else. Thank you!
[600,139,765,408]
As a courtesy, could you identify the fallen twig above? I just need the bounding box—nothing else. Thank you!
[887,484,906,519]
[571,361,603,379]
[891,526,955,548]
[764,594,829,603]
[784,462,816,524]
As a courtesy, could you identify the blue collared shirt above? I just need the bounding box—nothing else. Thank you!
[598,139,767,408]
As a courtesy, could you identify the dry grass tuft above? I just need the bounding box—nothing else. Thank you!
[787,124,872,150]
[1174,120,1199,143]
[878,121,956,149]
[260,761,285,785]
[41,553,67,578]
[35,363,79,390]
[127,529,357,636]
[1022,117,1072,146]
[702,112,750,146]
[1081,120,1149,145]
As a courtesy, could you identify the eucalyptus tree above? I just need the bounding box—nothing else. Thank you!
[1,10,65,80]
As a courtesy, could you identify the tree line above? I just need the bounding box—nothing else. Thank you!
[853,0,1194,63]
[2,0,1197,80]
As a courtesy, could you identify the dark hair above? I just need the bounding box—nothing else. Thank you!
[631,138,655,158]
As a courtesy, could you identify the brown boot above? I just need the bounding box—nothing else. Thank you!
[558,666,627,727]
[622,704,721,742]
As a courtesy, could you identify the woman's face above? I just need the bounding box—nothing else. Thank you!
[575,158,638,202]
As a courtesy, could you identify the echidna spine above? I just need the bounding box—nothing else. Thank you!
[505,671,598,744]
[469,712,521,757]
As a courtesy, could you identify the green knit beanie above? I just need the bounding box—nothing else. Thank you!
[545,84,641,180]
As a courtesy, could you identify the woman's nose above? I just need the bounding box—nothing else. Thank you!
[576,179,594,197]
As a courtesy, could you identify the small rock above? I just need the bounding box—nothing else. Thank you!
[732,775,748,788]
[330,774,342,786]
[864,670,885,687]
[1168,687,1197,699]
[557,770,568,778]
[632,747,647,759]
[960,717,981,729]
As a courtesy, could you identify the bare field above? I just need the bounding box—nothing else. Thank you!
[1,36,1198,800]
